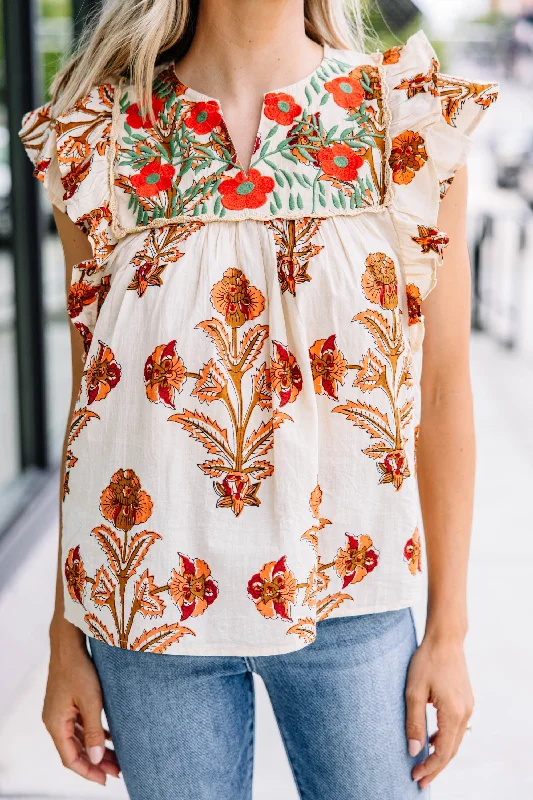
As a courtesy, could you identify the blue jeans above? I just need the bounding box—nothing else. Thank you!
[90,608,429,799]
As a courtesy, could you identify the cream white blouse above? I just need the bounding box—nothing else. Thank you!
[20,31,497,655]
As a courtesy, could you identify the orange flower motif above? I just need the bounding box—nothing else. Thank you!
[247,556,298,621]
[64,545,86,604]
[218,168,275,211]
[382,45,403,65]
[316,143,364,182]
[211,268,265,328]
[130,161,175,198]
[309,334,348,400]
[334,534,379,588]
[377,450,410,490]
[125,96,164,129]
[144,340,186,408]
[389,131,428,185]
[349,66,383,100]
[67,279,98,318]
[84,340,121,404]
[214,472,261,517]
[406,283,422,326]
[264,92,302,126]
[74,321,93,358]
[411,225,450,256]
[271,341,303,407]
[324,75,365,110]
[362,253,398,309]
[100,468,153,532]
[404,528,422,575]
[169,553,219,620]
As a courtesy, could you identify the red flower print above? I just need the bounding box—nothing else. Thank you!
[271,341,303,407]
[100,468,153,532]
[97,275,111,316]
[389,131,428,186]
[169,553,219,620]
[211,267,265,328]
[404,528,422,575]
[264,92,302,126]
[64,545,86,604]
[324,75,365,110]
[253,134,261,154]
[84,341,121,404]
[214,472,261,516]
[309,334,348,400]
[334,534,379,588]
[411,225,450,256]
[406,283,422,326]
[67,280,98,318]
[218,168,275,211]
[144,340,187,408]
[125,96,164,129]
[362,252,398,310]
[316,143,364,182]
[377,449,411,491]
[184,100,222,134]
[74,321,93,357]
[35,158,51,181]
[130,161,175,198]
[248,556,298,621]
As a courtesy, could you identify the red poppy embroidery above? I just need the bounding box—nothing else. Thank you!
[324,76,365,110]
[218,168,275,211]
[316,143,364,182]
[169,554,219,620]
[184,100,222,135]
[125,97,164,129]
[263,92,302,126]
[130,161,176,197]
[271,341,303,406]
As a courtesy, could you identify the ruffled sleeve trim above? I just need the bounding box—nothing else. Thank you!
[19,103,67,212]
[19,85,120,357]
[382,30,498,350]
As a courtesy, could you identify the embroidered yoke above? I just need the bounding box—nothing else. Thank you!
[20,31,497,655]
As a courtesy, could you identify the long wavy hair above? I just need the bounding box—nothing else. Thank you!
[51,0,366,115]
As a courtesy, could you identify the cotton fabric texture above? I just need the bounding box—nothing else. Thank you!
[90,610,428,799]
[20,31,497,656]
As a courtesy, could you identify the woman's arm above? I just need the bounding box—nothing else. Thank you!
[405,165,475,789]
[42,208,120,785]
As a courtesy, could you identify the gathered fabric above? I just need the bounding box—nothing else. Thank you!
[20,30,497,656]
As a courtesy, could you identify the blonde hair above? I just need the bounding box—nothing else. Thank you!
[51,0,367,116]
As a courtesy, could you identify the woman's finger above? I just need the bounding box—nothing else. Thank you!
[48,722,107,785]
[404,684,428,756]
[75,694,106,765]
[412,703,463,787]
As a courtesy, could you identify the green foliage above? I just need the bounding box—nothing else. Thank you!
[41,0,71,17]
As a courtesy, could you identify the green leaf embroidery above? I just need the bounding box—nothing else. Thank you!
[332,193,340,209]
[297,193,304,210]
[280,170,293,188]
[281,150,298,164]
[320,93,330,107]
[310,76,321,94]
[318,194,327,208]
[288,193,295,211]
[338,190,346,210]
[214,196,221,215]
[269,201,277,215]
[305,86,313,106]
[273,191,282,210]
[275,173,284,188]
[266,125,279,140]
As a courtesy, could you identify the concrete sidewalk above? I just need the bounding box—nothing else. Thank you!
[1,331,532,799]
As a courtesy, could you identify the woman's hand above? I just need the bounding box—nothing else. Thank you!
[405,633,474,791]
[43,617,120,785]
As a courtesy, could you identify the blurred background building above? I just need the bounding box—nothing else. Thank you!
[0,1,532,798]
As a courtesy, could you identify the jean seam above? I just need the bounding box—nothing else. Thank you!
[245,671,255,800]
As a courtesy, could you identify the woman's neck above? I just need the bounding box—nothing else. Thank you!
[175,0,323,102]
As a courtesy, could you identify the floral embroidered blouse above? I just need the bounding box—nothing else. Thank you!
[20,31,497,656]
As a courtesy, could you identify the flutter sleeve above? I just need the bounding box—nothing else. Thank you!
[382,31,498,350]
[19,85,119,357]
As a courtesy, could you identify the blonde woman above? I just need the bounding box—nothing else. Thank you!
[20,0,497,796]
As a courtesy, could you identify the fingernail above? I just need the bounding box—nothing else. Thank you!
[408,739,422,757]
[88,745,105,764]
